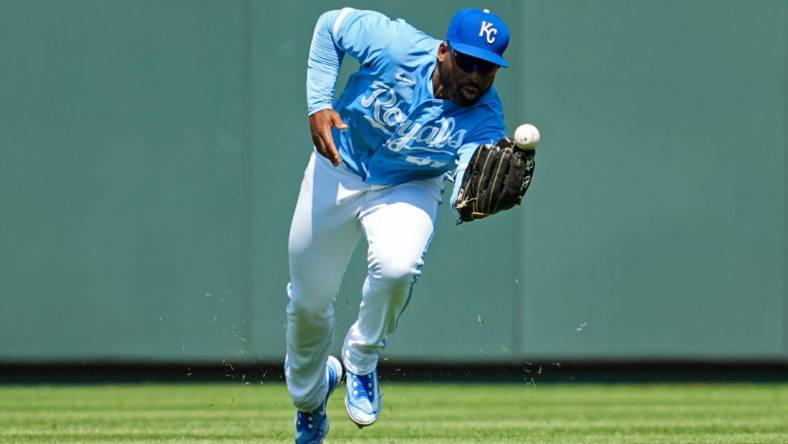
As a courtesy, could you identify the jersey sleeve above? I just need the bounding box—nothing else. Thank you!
[449,112,507,208]
[306,8,400,116]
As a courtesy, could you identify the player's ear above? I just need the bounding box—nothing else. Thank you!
[437,42,449,62]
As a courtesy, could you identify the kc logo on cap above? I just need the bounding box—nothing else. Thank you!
[479,21,497,44]
[446,8,510,68]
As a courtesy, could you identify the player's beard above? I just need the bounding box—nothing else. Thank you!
[439,61,484,107]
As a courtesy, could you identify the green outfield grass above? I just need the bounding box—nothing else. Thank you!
[0,382,785,443]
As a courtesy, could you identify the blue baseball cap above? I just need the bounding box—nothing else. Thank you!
[446,8,510,68]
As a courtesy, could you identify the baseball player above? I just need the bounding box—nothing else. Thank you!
[285,7,526,443]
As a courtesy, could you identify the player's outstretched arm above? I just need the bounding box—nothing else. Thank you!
[309,109,347,167]
[306,8,398,167]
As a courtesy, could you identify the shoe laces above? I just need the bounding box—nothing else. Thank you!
[350,373,376,402]
[296,410,319,431]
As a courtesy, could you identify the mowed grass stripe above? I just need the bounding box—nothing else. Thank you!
[1,406,780,421]
[0,383,785,444]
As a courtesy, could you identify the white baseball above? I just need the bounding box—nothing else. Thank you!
[514,123,540,150]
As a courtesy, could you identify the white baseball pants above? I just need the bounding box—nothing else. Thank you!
[285,151,444,411]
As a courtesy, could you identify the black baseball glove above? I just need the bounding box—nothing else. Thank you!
[454,137,536,223]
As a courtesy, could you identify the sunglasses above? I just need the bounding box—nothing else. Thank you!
[450,48,499,75]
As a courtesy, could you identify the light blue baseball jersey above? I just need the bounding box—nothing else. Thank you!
[307,8,506,204]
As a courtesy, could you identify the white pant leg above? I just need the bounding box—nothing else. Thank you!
[285,152,365,411]
[341,178,444,375]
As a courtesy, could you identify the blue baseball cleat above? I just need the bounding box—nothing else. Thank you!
[344,368,381,428]
[294,356,344,444]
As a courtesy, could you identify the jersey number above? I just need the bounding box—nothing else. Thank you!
[405,155,447,168]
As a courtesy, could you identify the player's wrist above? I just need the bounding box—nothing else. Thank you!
[307,104,334,117]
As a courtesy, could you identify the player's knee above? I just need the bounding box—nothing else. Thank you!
[286,283,335,317]
[286,297,333,320]
[370,254,422,285]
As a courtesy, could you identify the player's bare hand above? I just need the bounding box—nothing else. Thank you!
[309,109,347,167]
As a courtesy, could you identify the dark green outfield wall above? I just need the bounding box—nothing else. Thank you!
[0,0,784,363]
